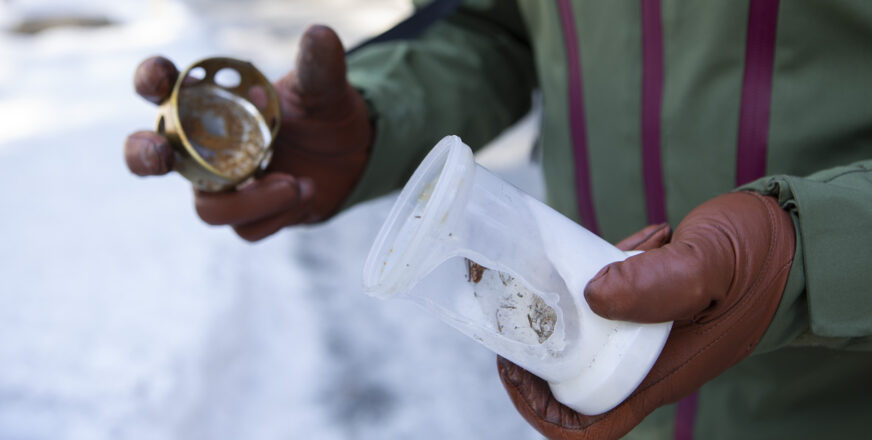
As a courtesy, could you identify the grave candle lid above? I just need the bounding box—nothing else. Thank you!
[155,57,281,191]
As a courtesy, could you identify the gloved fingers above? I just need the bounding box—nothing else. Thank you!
[293,25,347,99]
[497,357,573,431]
[194,173,314,226]
[498,356,621,440]
[614,223,671,252]
[134,56,179,105]
[276,25,349,121]
[584,238,729,323]
[232,203,309,242]
[125,131,175,176]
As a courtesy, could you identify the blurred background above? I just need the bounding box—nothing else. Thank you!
[0,0,543,438]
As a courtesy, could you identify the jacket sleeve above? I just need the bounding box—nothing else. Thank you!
[340,0,536,208]
[743,160,872,352]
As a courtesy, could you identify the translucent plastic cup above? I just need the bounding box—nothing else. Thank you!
[362,136,672,415]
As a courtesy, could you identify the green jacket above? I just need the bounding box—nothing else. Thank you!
[343,1,872,438]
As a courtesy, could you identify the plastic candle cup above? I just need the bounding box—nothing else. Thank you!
[363,136,672,415]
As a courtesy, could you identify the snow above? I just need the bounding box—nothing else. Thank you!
[0,1,543,439]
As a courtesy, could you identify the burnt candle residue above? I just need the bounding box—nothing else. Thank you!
[465,258,557,344]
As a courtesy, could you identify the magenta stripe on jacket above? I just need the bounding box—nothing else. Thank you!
[641,0,667,225]
[674,1,781,439]
[736,0,781,185]
[640,1,702,437]
[674,391,699,440]
[557,0,599,234]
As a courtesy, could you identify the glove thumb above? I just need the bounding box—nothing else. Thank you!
[584,225,734,324]
[293,25,348,106]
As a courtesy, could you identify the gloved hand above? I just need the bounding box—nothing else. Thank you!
[124,25,372,241]
[498,191,796,440]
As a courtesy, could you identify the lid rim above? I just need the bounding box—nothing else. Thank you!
[362,136,473,297]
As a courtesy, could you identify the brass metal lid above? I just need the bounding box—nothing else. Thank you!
[156,57,281,191]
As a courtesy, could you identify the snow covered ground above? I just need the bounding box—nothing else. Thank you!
[0,1,543,439]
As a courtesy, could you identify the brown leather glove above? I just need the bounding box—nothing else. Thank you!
[498,191,796,440]
[124,25,372,241]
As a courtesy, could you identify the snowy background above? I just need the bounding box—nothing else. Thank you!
[0,0,544,439]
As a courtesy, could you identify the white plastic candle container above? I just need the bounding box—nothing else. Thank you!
[362,136,672,415]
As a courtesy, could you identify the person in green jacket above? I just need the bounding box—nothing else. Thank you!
[124,1,872,438]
